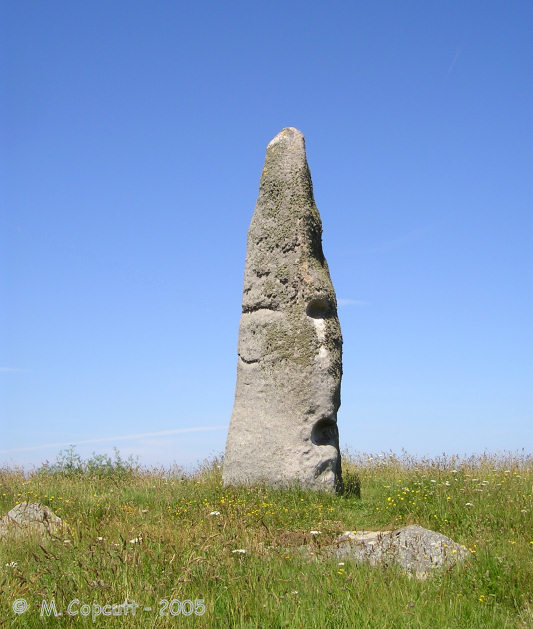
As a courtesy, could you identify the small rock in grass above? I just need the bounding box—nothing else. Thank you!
[317,525,471,580]
[0,502,65,540]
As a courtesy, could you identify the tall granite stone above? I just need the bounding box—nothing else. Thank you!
[223,127,343,492]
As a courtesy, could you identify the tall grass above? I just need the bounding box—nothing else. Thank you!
[0,449,531,627]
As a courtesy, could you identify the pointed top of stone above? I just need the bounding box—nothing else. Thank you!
[262,127,309,187]
[267,126,305,150]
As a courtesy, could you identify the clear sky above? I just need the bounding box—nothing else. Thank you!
[2,1,532,469]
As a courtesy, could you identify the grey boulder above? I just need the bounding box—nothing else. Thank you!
[322,525,471,579]
[0,502,65,539]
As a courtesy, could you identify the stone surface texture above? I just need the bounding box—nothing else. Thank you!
[0,502,65,539]
[223,127,342,492]
[322,525,471,579]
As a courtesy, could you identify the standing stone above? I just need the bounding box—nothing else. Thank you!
[223,127,343,492]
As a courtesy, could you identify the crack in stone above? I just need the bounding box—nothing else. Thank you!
[238,354,261,365]
[242,305,278,314]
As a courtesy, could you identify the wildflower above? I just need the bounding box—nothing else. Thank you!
[96,536,105,541]
[5,562,17,568]
[129,536,142,544]
[141,509,149,513]
[338,562,345,566]
[209,511,221,516]
[309,530,321,536]
[290,590,298,595]
[232,549,246,554]
[465,503,474,507]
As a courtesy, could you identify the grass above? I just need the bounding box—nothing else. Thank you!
[0,449,531,628]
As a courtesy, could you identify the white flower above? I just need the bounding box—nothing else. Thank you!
[309,530,321,536]
[129,536,142,544]
[96,536,105,541]
[5,562,17,568]
[430,480,437,483]
[232,549,246,554]
[445,481,451,486]
[141,509,149,513]
[209,511,221,516]
[338,562,345,566]
[465,503,474,507]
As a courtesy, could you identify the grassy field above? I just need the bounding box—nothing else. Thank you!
[0,449,531,628]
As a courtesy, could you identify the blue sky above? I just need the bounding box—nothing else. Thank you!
[2,1,532,469]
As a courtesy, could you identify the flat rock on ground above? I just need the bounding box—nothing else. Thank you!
[313,524,471,579]
[0,502,65,539]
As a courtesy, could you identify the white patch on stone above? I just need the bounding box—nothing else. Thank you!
[312,318,329,365]
[313,317,326,342]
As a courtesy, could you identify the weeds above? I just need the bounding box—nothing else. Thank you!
[0,450,531,628]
